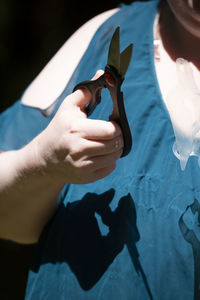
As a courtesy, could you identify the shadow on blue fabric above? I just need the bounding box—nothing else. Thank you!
[179,199,200,300]
[31,189,153,298]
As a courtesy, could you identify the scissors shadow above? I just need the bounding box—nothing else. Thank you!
[32,189,151,293]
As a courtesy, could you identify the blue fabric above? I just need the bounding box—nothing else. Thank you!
[0,101,49,151]
[1,0,200,299]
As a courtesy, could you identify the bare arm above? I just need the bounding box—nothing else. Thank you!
[0,146,63,244]
[0,73,124,244]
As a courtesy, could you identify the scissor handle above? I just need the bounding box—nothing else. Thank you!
[73,75,106,115]
[73,67,132,157]
[105,66,132,157]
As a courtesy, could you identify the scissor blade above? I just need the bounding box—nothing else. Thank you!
[120,43,133,77]
[107,26,120,71]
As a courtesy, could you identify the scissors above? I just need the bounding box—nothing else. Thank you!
[73,26,133,157]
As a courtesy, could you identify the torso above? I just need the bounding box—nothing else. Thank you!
[21,3,200,158]
[24,2,200,299]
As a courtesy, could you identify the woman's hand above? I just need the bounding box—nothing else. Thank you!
[0,71,124,243]
[36,71,124,184]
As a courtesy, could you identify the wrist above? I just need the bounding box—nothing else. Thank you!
[20,133,67,190]
[0,140,64,243]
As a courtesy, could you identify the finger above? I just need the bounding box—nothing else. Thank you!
[80,163,116,183]
[75,118,122,140]
[92,164,116,182]
[81,149,122,173]
[69,70,104,109]
[91,149,122,171]
[80,135,124,157]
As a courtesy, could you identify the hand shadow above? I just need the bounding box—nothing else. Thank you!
[32,189,152,298]
[59,189,139,290]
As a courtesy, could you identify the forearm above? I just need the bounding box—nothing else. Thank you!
[0,83,124,244]
[0,140,64,244]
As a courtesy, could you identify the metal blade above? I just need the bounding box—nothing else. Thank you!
[120,43,133,77]
[107,26,120,71]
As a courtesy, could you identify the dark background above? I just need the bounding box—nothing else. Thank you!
[0,0,133,113]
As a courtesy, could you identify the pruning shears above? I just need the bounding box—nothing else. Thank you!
[73,26,133,157]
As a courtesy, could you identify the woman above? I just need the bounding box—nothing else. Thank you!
[1,0,200,299]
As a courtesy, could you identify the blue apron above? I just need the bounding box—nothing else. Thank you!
[1,1,199,299]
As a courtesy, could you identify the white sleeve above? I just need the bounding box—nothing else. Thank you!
[21,8,119,110]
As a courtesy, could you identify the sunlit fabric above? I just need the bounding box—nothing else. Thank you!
[0,1,199,299]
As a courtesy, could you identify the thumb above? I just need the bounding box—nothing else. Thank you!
[69,69,104,109]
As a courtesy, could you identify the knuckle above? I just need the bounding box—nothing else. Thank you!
[73,158,93,172]
[105,122,122,139]
[92,69,104,80]
[104,123,116,139]
[64,134,85,158]
[69,148,82,161]
[68,120,80,133]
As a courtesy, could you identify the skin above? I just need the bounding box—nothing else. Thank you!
[159,0,200,69]
[1,0,200,244]
[0,71,124,243]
